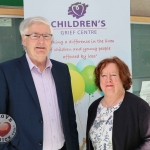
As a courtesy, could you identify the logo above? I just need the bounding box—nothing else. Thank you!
[0,114,16,143]
[68,2,88,19]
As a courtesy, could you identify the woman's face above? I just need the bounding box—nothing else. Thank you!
[100,63,124,96]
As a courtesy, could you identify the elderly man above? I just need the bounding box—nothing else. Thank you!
[0,16,79,150]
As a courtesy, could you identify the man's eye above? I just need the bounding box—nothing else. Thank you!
[33,34,39,37]
[43,35,49,37]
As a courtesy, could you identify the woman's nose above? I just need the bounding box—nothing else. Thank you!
[107,75,112,82]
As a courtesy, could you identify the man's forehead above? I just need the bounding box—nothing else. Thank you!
[28,22,51,32]
[29,22,49,27]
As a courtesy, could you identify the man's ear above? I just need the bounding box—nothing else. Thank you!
[21,35,26,46]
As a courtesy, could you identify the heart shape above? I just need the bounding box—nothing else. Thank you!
[72,4,84,16]
[0,122,11,137]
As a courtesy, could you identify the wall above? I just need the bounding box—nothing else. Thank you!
[0,0,23,7]
[1,0,150,17]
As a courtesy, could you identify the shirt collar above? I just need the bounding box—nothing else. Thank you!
[25,53,52,70]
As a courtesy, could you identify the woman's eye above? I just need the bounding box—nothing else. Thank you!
[101,75,106,77]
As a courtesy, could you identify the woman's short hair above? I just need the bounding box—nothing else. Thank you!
[19,16,53,35]
[94,56,132,90]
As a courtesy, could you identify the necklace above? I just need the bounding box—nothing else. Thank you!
[102,90,125,108]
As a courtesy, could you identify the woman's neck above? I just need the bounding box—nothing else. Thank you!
[102,89,125,108]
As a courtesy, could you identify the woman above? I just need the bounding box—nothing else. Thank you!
[86,56,150,150]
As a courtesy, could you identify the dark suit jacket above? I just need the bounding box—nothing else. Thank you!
[0,54,79,150]
[86,91,150,150]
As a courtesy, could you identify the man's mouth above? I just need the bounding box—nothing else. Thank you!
[36,46,45,49]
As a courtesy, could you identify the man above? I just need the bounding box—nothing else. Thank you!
[0,16,79,150]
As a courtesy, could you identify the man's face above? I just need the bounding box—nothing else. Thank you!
[22,22,52,62]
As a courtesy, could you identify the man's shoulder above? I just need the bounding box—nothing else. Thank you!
[0,57,21,68]
[50,59,67,67]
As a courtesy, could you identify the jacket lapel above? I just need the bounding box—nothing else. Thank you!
[18,55,41,110]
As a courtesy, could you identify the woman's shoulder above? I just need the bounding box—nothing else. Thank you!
[125,91,148,103]
[124,91,150,109]
[88,97,103,112]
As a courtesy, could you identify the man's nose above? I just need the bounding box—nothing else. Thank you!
[38,35,44,43]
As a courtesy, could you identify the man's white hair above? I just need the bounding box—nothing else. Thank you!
[19,16,53,35]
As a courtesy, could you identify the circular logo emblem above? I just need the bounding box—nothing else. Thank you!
[0,114,16,143]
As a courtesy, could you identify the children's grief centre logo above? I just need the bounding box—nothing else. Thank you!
[0,114,16,143]
[51,2,106,35]
[68,2,88,19]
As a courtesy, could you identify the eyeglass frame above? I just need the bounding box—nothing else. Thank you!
[25,33,53,40]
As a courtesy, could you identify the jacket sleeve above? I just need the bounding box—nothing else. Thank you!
[135,101,150,150]
[0,65,9,113]
[67,66,79,150]
[0,65,17,150]
[86,105,92,150]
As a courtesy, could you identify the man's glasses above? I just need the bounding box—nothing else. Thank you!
[25,33,53,40]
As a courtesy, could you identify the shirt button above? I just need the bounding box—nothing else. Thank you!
[39,141,42,145]
[39,120,43,123]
